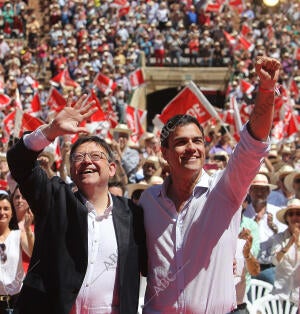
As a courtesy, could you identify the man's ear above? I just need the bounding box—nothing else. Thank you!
[109,162,117,177]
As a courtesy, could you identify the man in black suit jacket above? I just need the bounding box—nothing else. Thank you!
[7,96,147,314]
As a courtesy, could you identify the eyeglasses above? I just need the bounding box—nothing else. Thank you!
[286,211,300,217]
[71,151,108,163]
[0,243,7,263]
[294,178,300,184]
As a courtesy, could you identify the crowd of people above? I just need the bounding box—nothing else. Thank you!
[0,0,298,313]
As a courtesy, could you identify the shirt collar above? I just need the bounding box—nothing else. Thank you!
[157,170,210,198]
[80,191,114,220]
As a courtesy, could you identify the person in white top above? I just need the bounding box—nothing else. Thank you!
[271,198,300,307]
[139,56,281,314]
[243,173,287,284]
[0,193,33,313]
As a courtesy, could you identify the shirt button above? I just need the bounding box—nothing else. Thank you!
[90,261,94,264]
[86,283,89,287]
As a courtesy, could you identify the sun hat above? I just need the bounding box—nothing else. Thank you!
[270,164,295,185]
[284,170,300,193]
[139,132,155,147]
[143,156,160,170]
[250,173,277,190]
[126,183,149,198]
[276,198,300,224]
[111,124,132,135]
[148,175,163,185]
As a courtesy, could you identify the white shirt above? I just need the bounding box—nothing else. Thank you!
[0,230,25,295]
[243,203,287,264]
[271,229,300,306]
[139,126,269,314]
[70,194,119,314]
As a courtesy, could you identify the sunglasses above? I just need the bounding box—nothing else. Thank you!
[0,243,7,263]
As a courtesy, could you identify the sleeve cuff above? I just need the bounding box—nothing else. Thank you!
[23,127,52,151]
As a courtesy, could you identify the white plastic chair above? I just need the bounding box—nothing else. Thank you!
[251,294,298,314]
[247,279,273,304]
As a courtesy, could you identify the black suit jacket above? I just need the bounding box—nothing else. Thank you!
[7,138,147,314]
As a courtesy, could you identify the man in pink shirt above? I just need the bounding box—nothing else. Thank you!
[139,56,281,313]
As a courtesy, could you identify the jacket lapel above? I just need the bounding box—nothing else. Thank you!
[111,196,131,285]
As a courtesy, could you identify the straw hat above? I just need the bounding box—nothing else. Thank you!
[143,156,160,170]
[276,198,300,224]
[148,175,163,185]
[139,132,155,147]
[111,124,132,135]
[270,164,295,185]
[126,183,149,198]
[284,170,300,193]
[268,150,279,164]
[250,173,277,190]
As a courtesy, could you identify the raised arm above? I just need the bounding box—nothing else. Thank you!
[248,56,281,141]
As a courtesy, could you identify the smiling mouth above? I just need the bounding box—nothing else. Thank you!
[182,156,198,161]
[80,169,96,174]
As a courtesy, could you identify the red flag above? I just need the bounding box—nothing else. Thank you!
[129,68,145,89]
[294,47,300,61]
[2,110,15,136]
[50,69,79,89]
[89,89,106,122]
[228,0,243,5]
[241,24,251,37]
[62,69,80,88]
[283,105,298,138]
[239,103,252,124]
[238,35,254,52]
[0,179,7,190]
[205,3,222,12]
[273,96,285,123]
[125,105,145,143]
[271,121,284,143]
[104,100,118,128]
[46,87,67,112]
[30,92,41,113]
[118,5,130,17]
[153,81,222,128]
[0,93,11,110]
[285,113,298,138]
[2,110,44,138]
[223,31,236,47]
[21,113,44,134]
[93,72,117,95]
[289,79,299,99]
[240,79,255,95]
[113,0,130,16]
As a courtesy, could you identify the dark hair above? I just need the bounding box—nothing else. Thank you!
[70,136,114,162]
[160,115,204,148]
[108,180,125,194]
[131,189,145,201]
[0,194,19,230]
